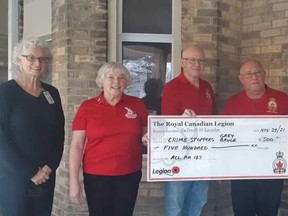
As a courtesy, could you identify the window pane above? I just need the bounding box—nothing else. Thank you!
[122,42,171,98]
[122,0,172,34]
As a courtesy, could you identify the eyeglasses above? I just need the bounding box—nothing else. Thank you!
[182,58,206,65]
[240,70,264,79]
[21,55,50,63]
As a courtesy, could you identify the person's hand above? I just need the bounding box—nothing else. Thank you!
[41,165,52,176]
[31,165,51,185]
[182,109,196,117]
[69,180,84,204]
[142,133,148,146]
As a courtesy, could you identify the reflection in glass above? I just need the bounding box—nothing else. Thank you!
[122,42,171,98]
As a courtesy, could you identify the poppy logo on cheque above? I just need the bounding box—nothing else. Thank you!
[152,166,180,176]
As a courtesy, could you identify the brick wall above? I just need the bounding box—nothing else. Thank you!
[215,0,243,110]
[241,0,288,93]
[50,0,288,215]
[51,0,107,215]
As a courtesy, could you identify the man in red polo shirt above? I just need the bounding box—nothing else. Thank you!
[222,60,288,216]
[162,46,216,216]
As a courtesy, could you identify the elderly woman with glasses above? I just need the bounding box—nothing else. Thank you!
[0,37,65,216]
[69,62,148,216]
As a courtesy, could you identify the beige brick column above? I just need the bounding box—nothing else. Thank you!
[241,0,288,92]
[51,0,107,215]
[216,1,243,110]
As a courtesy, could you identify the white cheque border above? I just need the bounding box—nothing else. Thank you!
[147,115,288,182]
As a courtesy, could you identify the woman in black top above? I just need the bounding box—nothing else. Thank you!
[0,37,65,216]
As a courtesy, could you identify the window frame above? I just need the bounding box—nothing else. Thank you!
[108,0,181,77]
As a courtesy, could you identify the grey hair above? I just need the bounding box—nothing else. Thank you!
[95,62,132,88]
[12,37,53,79]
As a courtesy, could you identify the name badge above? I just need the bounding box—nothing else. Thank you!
[43,91,55,104]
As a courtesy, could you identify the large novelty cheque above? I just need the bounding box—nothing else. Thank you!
[147,115,288,182]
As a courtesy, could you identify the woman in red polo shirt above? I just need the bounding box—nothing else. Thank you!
[69,62,148,216]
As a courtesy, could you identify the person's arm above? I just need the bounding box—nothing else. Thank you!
[141,126,148,146]
[139,98,148,146]
[0,125,38,179]
[0,90,38,180]
[69,130,86,204]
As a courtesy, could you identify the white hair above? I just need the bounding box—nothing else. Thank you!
[12,37,53,79]
[95,62,132,88]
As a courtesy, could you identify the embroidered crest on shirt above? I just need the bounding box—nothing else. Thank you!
[267,98,278,113]
[205,89,212,104]
[124,107,137,119]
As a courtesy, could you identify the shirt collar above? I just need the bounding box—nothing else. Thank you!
[178,72,203,86]
[95,91,128,105]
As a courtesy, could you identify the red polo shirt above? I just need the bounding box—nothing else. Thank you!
[222,87,288,115]
[162,72,216,115]
[72,92,148,176]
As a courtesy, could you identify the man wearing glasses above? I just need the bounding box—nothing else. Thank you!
[161,46,216,216]
[222,60,288,216]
